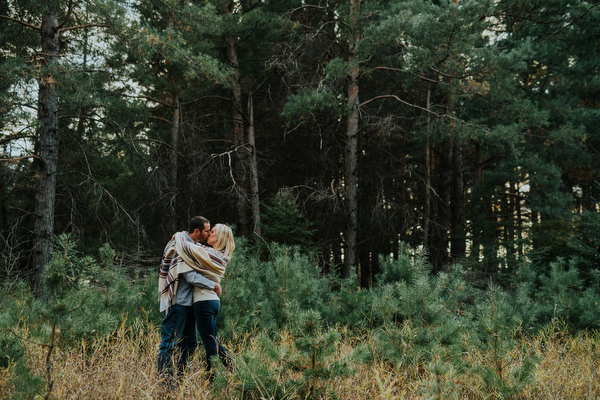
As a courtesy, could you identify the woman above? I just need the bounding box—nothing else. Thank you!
[192,223,235,373]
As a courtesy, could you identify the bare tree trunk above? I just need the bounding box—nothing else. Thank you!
[516,181,523,258]
[471,142,483,261]
[247,95,261,237]
[33,10,60,296]
[434,139,452,269]
[344,76,359,278]
[343,0,360,278]
[226,35,249,236]
[423,85,432,250]
[451,140,465,260]
[507,180,517,267]
[167,92,180,234]
[474,142,483,186]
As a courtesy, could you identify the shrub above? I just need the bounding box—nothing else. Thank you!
[259,188,317,253]
[219,242,332,337]
[535,257,600,330]
[1,234,156,398]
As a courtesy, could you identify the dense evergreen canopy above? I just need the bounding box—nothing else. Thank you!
[1,0,599,290]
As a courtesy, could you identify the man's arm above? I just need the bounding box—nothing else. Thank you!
[182,271,222,297]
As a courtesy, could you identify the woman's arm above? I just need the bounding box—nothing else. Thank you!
[183,270,222,297]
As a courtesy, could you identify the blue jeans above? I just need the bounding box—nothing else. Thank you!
[193,300,233,372]
[157,304,197,378]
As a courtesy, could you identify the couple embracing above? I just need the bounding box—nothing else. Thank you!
[157,216,235,382]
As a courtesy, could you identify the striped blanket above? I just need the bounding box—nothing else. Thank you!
[158,232,227,311]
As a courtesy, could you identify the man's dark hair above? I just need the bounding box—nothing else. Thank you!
[189,216,210,232]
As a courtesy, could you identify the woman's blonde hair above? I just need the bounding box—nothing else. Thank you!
[212,224,235,260]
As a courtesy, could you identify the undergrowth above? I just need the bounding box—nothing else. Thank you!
[3,236,600,399]
[3,320,600,399]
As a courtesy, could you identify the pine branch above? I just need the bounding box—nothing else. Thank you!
[0,155,39,162]
[210,145,252,187]
[360,95,443,118]
[540,2,600,44]
[428,65,475,80]
[57,0,73,29]
[0,14,40,30]
[372,66,403,73]
[150,116,173,125]
[59,23,109,32]
[0,133,37,146]
[510,1,528,34]
[8,328,46,348]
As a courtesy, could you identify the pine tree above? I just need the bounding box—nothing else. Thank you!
[106,0,231,238]
[471,281,538,398]
[0,0,122,295]
[490,0,600,273]
[2,234,150,398]
[260,189,316,250]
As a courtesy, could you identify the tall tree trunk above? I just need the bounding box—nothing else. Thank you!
[167,92,180,234]
[344,71,359,278]
[343,0,360,278]
[432,140,452,270]
[507,180,517,267]
[358,243,370,288]
[226,35,249,236]
[516,181,523,258]
[247,95,261,237]
[451,140,465,261]
[471,142,483,261]
[165,12,180,234]
[358,168,372,288]
[33,10,60,296]
[423,85,432,249]
[474,142,483,186]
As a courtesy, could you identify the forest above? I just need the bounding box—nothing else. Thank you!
[1,0,600,398]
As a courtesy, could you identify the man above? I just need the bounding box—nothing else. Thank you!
[157,216,222,381]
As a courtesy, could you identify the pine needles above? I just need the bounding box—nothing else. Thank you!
[4,236,600,398]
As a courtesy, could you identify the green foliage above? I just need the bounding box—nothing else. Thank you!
[534,258,600,330]
[212,341,289,399]
[357,247,472,372]
[322,271,372,330]
[6,236,600,397]
[375,242,413,284]
[572,210,600,271]
[421,361,457,400]
[260,188,317,251]
[214,316,350,400]
[375,247,471,342]
[218,239,571,398]
[469,282,539,398]
[1,0,599,297]
[220,241,330,336]
[282,86,340,121]
[0,234,156,397]
[286,310,350,399]
[325,57,351,81]
[355,321,423,368]
[0,287,44,400]
[2,0,600,393]
[30,235,140,346]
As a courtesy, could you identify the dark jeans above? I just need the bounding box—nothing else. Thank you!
[157,304,197,378]
[193,300,233,372]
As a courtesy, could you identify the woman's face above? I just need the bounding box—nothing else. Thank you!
[207,226,218,247]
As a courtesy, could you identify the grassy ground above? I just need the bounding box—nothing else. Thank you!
[4,323,600,399]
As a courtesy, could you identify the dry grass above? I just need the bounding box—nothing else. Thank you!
[5,323,600,399]
[522,330,600,399]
